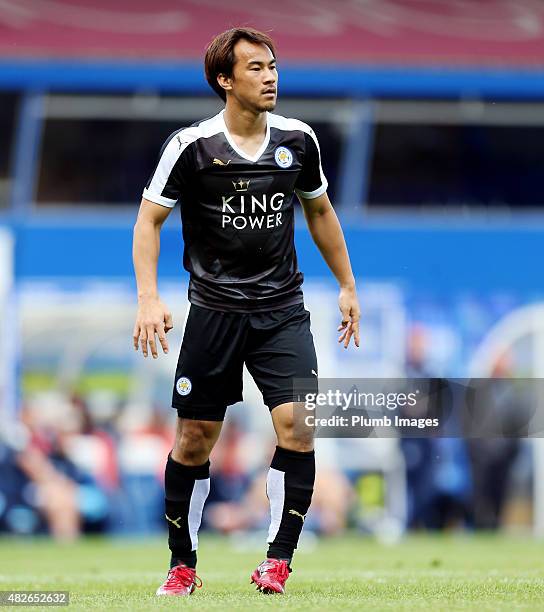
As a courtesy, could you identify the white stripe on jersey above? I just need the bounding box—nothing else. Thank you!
[143,113,224,208]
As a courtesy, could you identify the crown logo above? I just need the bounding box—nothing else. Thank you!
[232,179,250,192]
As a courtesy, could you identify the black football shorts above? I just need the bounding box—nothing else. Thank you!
[171,302,318,421]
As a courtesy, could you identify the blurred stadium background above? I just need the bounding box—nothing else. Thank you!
[1,0,544,549]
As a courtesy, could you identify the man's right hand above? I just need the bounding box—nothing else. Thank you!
[133,297,173,358]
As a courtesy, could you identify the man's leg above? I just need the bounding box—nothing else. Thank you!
[245,304,317,592]
[165,417,222,569]
[158,304,245,595]
[245,305,317,567]
[266,402,315,564]
[166,304,245,572]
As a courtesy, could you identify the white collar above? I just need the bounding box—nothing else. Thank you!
[220,109,270,163]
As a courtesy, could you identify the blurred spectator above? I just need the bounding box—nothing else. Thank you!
[0,441,79,539]
[0,393,111,538]
[467,351,525,529]
[401,325,472,529]
[114,403,173,534]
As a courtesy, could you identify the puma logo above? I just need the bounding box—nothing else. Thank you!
[288,509,306,523]
[311,369,318,377]
[213,157,231,166]
[165,513,182,529]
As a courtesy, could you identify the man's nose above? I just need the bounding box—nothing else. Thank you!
[263,68,276,83]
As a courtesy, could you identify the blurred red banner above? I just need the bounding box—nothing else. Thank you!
[1,0,544,66]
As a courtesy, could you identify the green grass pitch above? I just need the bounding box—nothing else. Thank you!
[1,534,543,610]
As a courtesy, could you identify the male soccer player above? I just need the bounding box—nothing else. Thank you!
[132,27,360,596]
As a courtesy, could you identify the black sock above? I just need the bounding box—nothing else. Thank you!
[266,446,315,564]
[164,452,210,569]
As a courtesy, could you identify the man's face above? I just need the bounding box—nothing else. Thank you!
[225,39,278,112]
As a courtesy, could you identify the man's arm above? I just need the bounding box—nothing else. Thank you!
[132,198,174,358]
[298,192,360,348]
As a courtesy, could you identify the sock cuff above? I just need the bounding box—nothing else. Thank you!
[167,453,210,480]
[170,553,197,569]
[275,445,314,458]
[271,445,315,471]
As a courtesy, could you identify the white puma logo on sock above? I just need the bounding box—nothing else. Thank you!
[288,509,306,523]
[165,513,182,529]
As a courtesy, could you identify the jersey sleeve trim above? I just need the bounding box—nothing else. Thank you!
[305,127,328,197]
[144,115,224,206]
[144,133,193,205]
[268,114,328,198]
[294,181,328,199]
[142,189,177,208]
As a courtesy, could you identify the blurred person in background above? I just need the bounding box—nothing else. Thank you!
[0,395,110,539]
[0,438,79,540]
[132,27,360,596]
[401,325,472,530]
[114,403,173,535]
[467,351,528,529]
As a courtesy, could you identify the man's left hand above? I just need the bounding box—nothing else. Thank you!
[337,286,361,349]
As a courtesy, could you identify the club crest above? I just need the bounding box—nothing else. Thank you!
[176,377,192,396]
[274,146,293,168]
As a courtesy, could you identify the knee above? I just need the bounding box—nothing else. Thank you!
[275,412,314,452]
[172,422,216,465]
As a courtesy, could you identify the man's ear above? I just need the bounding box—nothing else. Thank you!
[216,73,232,94]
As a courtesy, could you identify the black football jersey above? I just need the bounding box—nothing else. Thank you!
[143,110,328,312]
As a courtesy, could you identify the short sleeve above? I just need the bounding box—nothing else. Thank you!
[294,127,328,199]
[142,130,193,208]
